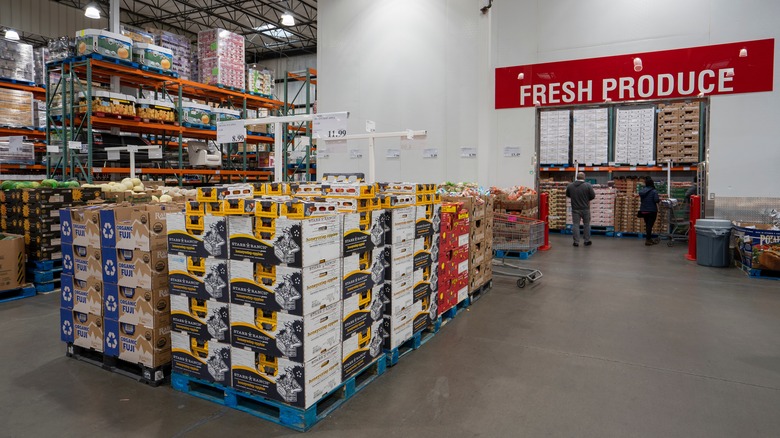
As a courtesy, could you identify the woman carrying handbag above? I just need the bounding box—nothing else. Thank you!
[638,176,661,246]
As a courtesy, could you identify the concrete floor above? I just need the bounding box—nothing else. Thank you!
[2,233,780,437]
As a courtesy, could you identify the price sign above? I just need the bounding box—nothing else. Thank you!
[148,147,163,159]
[366,120,376,133]
[349,149,363,160]
[503,147,521,157]
[47,145,60,154]
[460,147,477,158]
[107,150,120,161]
[80,143,89,154]
[217,119,247,144]
[386,148,400,159]
[313,112,348,139]
[68,141,81,150]
[423,148,439,159]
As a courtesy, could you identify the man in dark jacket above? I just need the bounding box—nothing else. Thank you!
[566,172,596,247]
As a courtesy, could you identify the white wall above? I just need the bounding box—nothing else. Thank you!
[319,0,780,197]
[317,0,476,183]
[1,0,108,39]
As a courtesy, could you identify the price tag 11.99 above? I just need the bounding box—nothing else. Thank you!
[313,112,348,139]
[217,119,247,144]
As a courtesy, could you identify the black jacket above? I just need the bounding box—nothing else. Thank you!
[566,180,596,210]
[639,187,660,212]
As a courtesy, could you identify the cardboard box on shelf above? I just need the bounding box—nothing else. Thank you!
[229,258,341,315]
[383,305,414,350]
[168,254,229,302]
[166,212,228,259]
[101,248,168,289]
[228,215,341,267]
[0,233,25,291]
[343,250,385,299]
[171,294,231,343]
[62,244,102,282]
[412,291,437,334]
[342,318,383,381]
[99,204,171,252]
[231,343,342,409]
[61,274,103,315]
[60,308,103,352]
[383,240,414,281]
[172,329,231,385]
[342,285,383,342]
[60,205,102,248]
[229,300,341,362]
[342,210,386,257]
[104,318,172,367]
[383,206,416,244]
[103,282,170,327]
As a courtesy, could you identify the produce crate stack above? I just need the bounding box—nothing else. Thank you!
[0,39,35,83]
[147,28,193,80]
[614,194,643,233]
[656,102,700,164]
[441,194,493,294]
[492,187,538,218]
[539,181,568,230]
[247,64,274,96]
[380,183,440,345]
[0,88,34,129]
[377,187,418,351]
[59,202,176,381]
[565,186,616,227]
[197,29,245,90]
[437,202,470,315]
[322,177,387,381]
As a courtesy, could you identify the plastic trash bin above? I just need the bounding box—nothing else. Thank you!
[695,219,732,267]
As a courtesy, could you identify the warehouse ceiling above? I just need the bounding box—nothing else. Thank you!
[51,0,317,60]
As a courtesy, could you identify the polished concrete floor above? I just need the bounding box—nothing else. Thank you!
[2,234,780,437]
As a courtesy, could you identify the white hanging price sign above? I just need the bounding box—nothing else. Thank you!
[386,148,400,159]
[68,141,81,150]
[47,145,60,154]
[460,147,477,158]
[503,147,521,157]
[217,119,246,144]
[422,148,439,159]
[349,149,363,160]
[107,150,120,161]
[148,148,163,159]
[313,112,348,139]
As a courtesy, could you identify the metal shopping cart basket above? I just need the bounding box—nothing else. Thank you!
[492,213,544,288]
[660,198,689,247]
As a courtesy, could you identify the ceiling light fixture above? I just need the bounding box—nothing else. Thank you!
[85,4,101,19]
[517,73,524,80]
[739,48,748,58]
[633,57,643,72]
[280,13,295,26]
[4,29,20,41]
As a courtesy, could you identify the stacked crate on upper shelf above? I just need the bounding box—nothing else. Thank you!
[656,102,700,164]
[197,29,245,90]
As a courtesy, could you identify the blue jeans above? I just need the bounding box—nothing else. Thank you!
[572,209,591,244]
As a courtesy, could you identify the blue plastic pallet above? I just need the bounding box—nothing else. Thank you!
[73,54,139,69]
[28,259,62,271]
[139,65,178,78]
[385,322,439,367]
[438,296,472,330]
[737,263,780,280]
[494,248,537,260]
[171,355,386,432]
[0,77,36,87]
[27,267,62,283]
[182,122,216,131]
[34,278,61,293]
[216,83,246,93]
[0,284,36,304]
[564,224,615,236]
[613,232,647,238]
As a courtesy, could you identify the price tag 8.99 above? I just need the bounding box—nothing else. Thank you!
[217,119,247,144]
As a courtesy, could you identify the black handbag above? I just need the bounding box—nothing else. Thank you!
[636,211,644,218]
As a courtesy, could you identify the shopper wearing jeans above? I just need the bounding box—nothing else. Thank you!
[566,172,596,247]
[638,176,661,245]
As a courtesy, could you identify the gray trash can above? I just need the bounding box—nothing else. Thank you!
[696,219,732,267]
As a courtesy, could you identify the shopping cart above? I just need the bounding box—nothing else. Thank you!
[492,213,544,288]
[660,198,689,246]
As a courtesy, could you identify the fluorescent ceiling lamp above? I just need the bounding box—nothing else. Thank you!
[4,29,20,41]
[280,13,295,26]
[254,24,294,39]
[84,4,101,19]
